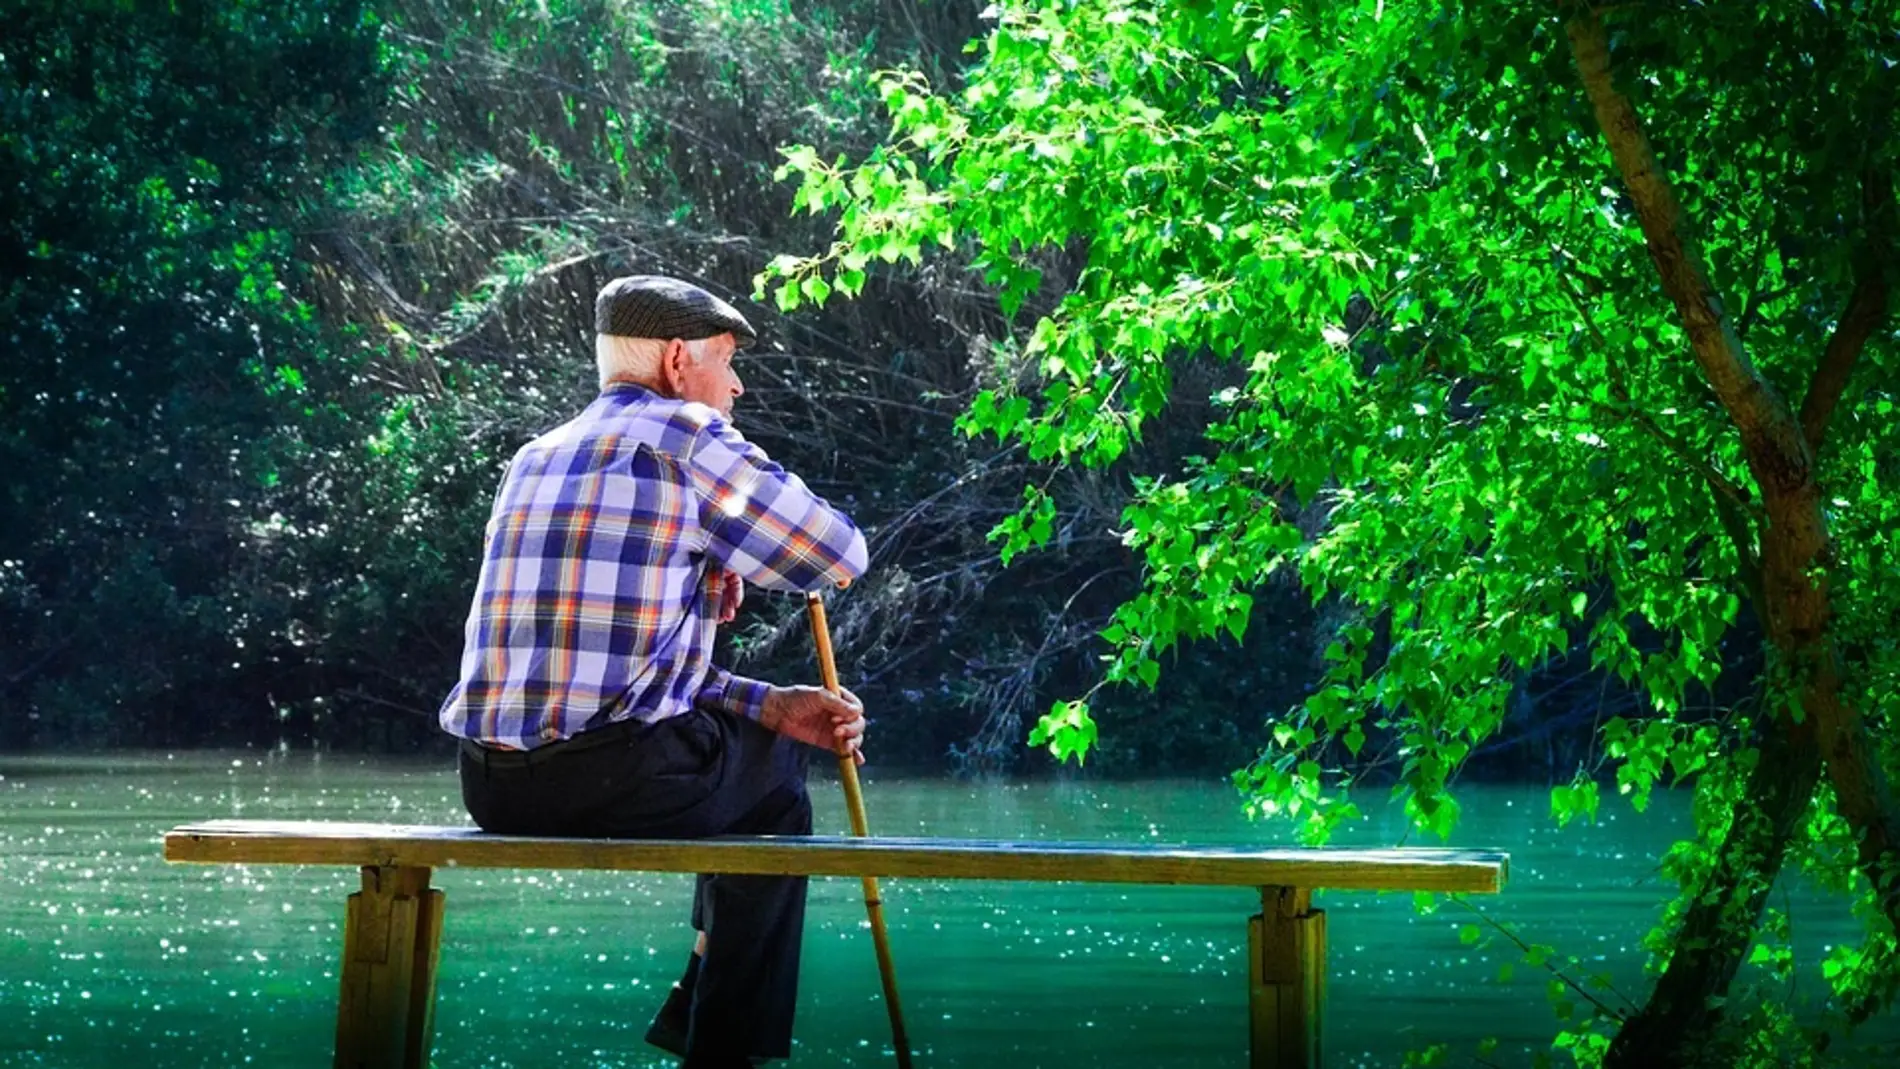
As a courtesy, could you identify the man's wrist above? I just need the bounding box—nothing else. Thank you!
[697,669,773,721]
[757,686,784,732]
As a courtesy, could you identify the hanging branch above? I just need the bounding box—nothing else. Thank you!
[1798,166,1895,454]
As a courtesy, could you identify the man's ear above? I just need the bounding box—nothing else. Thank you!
[658,338,688,395]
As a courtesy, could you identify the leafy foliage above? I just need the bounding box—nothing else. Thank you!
[767,0,1900,1060]
[0,0,385,743]
[7,1,1896,1054]
[10,0,1286,769]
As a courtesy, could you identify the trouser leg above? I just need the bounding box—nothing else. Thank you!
[686,766,812,1065]
[456,711,815,1064]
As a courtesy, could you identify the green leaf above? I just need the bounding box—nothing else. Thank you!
[749,10,1900,1030]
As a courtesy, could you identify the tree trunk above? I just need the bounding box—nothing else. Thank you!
[1603,716,1820,1066]
[1568,9,1900,1060]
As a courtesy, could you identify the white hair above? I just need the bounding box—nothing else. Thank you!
[595,333,710,390]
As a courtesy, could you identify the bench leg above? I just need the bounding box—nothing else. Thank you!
[335,865,444,1069]
[1248,886,1325,1069]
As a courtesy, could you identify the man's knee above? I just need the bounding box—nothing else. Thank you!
[772,782,812,836]
[741,779,810,837]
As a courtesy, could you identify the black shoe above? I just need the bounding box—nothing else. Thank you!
[646,952,772,1065]
[644,980,692,1057]
[649,997,771,1065]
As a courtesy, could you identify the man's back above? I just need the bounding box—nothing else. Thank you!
[439,382,867,751]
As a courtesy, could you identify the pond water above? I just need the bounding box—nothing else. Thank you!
[1,751,1894,1068]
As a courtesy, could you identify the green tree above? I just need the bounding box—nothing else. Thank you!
[767,0,1900,1062]
[280,0,1200,765]
[0,0,385,741]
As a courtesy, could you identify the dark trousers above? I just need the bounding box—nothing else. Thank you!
[459,709,812,1066]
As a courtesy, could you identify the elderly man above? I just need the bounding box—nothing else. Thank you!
[439,275,870,1068]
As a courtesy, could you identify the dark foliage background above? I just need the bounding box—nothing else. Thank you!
[1,0,1663,779]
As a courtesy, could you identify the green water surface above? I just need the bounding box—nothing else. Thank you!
[2,752,1894,1068]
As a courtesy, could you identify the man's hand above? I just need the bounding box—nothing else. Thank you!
[760,684,866,764]
[712,568,745,624]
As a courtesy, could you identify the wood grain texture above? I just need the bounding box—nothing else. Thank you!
[407,885,444,1069]
[164,820,1507,892]
[1248,887,1323,1069]
[334,866,440,1069]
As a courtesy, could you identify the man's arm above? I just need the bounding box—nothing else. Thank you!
[695,665,770,720]
[695,667,866,761]
[686,414,869,592]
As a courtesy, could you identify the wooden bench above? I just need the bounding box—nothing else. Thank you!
[163,819,1508,1069]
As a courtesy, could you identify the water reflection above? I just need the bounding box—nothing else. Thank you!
[0,753,1893,1067]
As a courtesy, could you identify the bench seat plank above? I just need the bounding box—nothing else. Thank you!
[165,820,1506,893]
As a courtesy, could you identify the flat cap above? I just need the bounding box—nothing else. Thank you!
[594,275,757,348]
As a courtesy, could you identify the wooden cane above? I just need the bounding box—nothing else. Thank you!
[806,590,914,1069]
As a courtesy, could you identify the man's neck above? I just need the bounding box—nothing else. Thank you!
[604,375,666,395]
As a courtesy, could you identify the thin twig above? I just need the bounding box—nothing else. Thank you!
[1554,266,1765,521]
[1449,894,1633,1020]
[337,687,437,720]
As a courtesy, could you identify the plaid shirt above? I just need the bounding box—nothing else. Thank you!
[439,382,868,751]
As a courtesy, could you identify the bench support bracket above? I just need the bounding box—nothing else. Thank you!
[335,865,443,1069]
[1249,885,1325,1069]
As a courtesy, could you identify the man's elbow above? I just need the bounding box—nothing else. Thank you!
[835,529,870,583]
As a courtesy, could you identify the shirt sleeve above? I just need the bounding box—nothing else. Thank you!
[695,665,771,721]
[685,413,870,592]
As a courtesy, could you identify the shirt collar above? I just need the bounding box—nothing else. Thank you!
[601,379,661,401]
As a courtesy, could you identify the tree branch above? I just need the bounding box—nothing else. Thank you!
[337,687,438,720]
[1565,9,1811,496]
[1569,3,1900,1043]
[1553,263,1764,521]
[1798,167,1895,454]
[1449,895,1632,1021]
[4,638,72,691]
[1597,397,1761,520]
[1709,488,1764,611]
[1736,282,1798,340]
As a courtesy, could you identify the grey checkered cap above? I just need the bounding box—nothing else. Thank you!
[594,275,757,348]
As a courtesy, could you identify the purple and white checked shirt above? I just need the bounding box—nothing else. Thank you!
[439,382,868,751]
